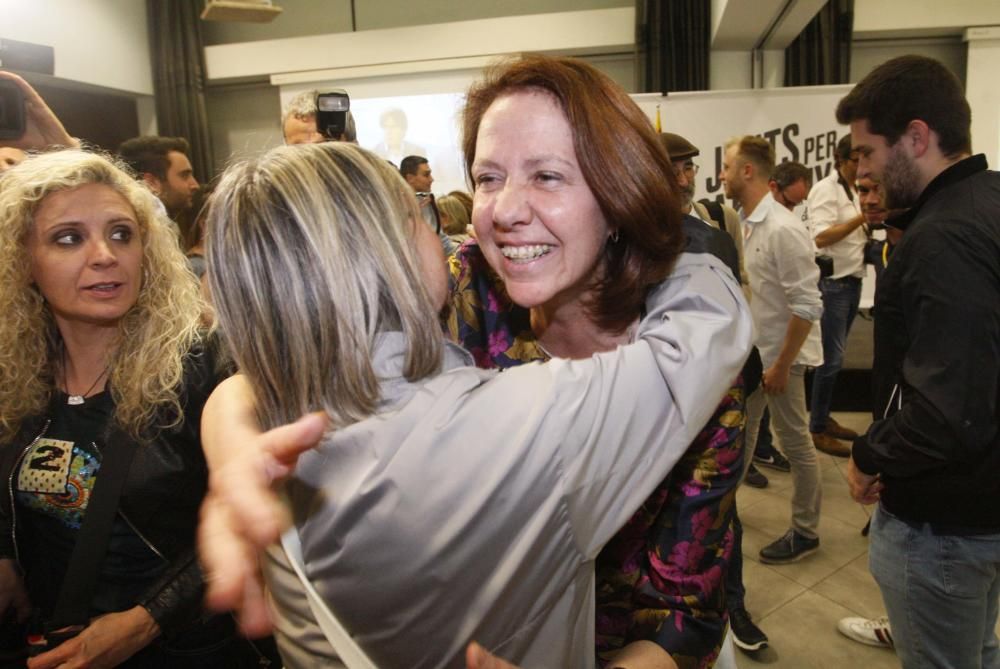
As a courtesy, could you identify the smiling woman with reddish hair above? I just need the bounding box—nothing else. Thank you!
[449,55,750,667]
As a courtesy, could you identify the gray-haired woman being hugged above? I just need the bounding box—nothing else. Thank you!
[198,140,752,669]
[0,149,277,668]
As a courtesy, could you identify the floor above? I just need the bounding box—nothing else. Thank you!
[733,410,999,668]
[734,411,891,668]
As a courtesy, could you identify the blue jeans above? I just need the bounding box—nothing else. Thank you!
[869,505,1000,669]
[753,407,777,460]
[809,276,861,434]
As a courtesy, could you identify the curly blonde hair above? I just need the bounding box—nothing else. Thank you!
[0,149,205,442]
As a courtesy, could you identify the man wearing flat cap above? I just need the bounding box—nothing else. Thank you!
[661,132,777,655]
[660,133,748,289]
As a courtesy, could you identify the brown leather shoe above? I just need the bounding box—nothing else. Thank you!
[824,417,859,440]
[812,432,851,458]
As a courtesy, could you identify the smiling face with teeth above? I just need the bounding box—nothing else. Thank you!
[28,183,144,335]
[471,90,611,314]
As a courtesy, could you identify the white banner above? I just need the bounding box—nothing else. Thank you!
[634,84,881,308]
[634,84,854,209]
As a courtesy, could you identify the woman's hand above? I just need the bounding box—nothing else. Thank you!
[0,559,30,623]
[26,606,159,669]
[464,641,678,669]
[606,641,679,669]
[466,642,519,669]
[199,376,328,634]
[0,71,78,150]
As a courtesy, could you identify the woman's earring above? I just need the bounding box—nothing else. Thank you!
[610,229,620,243]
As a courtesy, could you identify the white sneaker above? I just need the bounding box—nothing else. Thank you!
[837,616,894,649]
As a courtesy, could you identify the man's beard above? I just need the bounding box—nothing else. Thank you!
[679,184,694,210]
[882,144,922,210]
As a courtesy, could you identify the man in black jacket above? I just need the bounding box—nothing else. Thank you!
[837,55,1000,668]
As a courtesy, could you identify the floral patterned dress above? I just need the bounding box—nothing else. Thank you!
[447,241,745,669]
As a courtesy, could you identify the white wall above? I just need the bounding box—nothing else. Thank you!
[965,27,1000,166]
[200,0,629,44]
[206,83,283,174]
[851,37,967,82]
[854,0,1000,36]
[204,8,634,81]
[202,8,636,175]
[710,51,751,90]
[0,0,152,95]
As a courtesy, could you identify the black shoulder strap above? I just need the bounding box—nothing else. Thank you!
[698,198,727,231]
[48,436,137,630]
[682,216,741,286]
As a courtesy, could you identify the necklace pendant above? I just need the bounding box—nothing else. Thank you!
[67,395,85,406]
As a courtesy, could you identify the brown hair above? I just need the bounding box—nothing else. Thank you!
[447,190,473,218]
[461,54,683,333]
[117,136,191,181]
[770,160,811,189]
[836,55,971,158]
[727,136,775,179]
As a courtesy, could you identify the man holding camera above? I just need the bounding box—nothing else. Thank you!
[805,135,866,458]
[281,89,356,145]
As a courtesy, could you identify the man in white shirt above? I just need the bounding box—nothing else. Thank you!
[805,135,866,457]
[721,136,825,564]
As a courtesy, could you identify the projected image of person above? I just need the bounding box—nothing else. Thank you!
[373,107,426,167]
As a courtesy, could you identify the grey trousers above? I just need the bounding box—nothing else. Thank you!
[743,365,822,539]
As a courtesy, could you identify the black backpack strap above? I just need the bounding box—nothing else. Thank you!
[48,437,137,630]
[682,216,741,287]
[698,198,727,231]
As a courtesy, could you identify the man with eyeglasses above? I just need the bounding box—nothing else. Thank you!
[769,161,812,212]
[660,133,748,290]
[804,134,866,458]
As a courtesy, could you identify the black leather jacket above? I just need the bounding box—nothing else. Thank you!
[852,155,1000,532]
[0,338,227,636]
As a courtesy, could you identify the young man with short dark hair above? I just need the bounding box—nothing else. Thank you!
[117,136,199,219]
[400,155,434,193]
[838,55,1000,668]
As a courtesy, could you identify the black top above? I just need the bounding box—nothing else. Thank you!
[16,391,165,621]
[852,155,1000,533]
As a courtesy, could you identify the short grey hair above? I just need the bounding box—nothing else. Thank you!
[205,143,443,430]
[281,89,319,127]
[281,89,357,142]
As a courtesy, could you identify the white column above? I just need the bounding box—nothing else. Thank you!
[762,49,785,88]
[965,26,1000,167]
[710,50,752,90]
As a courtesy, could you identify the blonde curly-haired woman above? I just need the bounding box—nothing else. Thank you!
[0,149,277,668]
